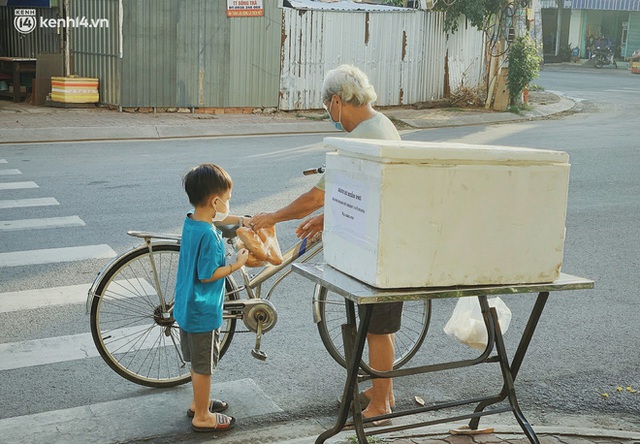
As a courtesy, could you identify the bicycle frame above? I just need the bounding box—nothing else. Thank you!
[86,220,432,384]
[233,234,323,300]
[86,226,323,314]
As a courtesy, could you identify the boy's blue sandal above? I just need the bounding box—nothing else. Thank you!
[192,413,236,432]
[187,399,229,418]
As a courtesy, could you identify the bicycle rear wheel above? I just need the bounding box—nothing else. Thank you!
[316,285,430,370]
[90,243,237,388]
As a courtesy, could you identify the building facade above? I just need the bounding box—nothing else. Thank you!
[1,0,486,110]
[541,0,640,60]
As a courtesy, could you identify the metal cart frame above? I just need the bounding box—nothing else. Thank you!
[292,263,594,444]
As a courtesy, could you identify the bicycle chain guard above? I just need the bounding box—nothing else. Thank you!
[241,299,277,334]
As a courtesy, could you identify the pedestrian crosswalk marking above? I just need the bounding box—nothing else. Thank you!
[0,169,21,176]
[0,181,38,190]
[0,379,281,444]
[0,197,59,209]
[0,284,91,313]
[0,323,164,371]
[0,279,155,314]
[0,215,85,231]
[0,331,99,371]
[0,244,116,267]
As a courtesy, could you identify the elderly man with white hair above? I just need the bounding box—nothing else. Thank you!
[251,64,402,425]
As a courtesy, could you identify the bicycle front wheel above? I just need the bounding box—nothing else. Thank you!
[316,285,431,370]
[90,243,237,388]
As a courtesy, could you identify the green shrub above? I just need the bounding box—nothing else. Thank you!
[507,36,542,105]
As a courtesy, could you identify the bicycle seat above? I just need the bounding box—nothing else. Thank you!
[215,222,240,239]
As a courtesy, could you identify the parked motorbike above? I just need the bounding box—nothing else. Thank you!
[592,46,617,68]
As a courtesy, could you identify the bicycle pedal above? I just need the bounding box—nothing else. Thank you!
[251,349,267,361]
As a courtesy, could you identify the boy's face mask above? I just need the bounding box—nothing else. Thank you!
[212,197,230,222]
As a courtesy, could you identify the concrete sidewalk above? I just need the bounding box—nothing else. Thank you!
[0,90,575,144]
[204,413,640,444]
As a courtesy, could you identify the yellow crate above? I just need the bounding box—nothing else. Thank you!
[50,76,99,103]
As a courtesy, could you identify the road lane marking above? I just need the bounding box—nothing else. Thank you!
[0,197,59,209]
[0,181,38,190]
[604,89,640,93]
[0,169,21,176]
[0,244,116,267]
[0,215,85,231]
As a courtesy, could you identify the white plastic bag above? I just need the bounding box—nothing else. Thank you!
[443,297,512,350]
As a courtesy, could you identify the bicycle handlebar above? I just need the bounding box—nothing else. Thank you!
[303,166,326,176]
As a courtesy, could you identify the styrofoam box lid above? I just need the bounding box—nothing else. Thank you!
[324,137,569,165]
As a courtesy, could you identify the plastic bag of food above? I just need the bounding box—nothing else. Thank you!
[236,226,283,267]
[443,296,511,350]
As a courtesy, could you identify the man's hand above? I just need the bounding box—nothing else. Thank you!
[295,213,324,239]
[249,213,276,231]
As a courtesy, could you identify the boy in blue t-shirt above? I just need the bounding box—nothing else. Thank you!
[175,163,248,433]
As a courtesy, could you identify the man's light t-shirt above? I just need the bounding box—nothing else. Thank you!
[315,111,400,191]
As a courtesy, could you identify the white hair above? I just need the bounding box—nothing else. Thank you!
[321,65,377,106]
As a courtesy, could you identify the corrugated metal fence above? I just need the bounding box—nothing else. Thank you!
[57,2,485,110]
[280,9,484,110]
[0,6,60,57]
[70,0,119,105]
[446,18,486,92]
[118,0,280,108]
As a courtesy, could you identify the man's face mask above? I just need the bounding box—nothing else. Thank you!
[324,98,344,132]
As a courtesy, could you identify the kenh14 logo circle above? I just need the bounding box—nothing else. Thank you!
[14,9,37,34]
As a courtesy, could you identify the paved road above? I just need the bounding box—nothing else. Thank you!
[0,65,638,443]
[402,64,640,418]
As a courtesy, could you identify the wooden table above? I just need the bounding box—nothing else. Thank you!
[0,57,37,103]
[292,263,595,444]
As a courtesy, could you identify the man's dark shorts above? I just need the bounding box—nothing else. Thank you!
[358,302,403,334]
[180,328,221,375]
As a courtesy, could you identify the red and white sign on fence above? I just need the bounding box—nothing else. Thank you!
[227,0,264,17]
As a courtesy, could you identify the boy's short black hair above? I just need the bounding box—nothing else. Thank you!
[183,164,233,207]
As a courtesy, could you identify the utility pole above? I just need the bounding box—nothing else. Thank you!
[63,0,71,77]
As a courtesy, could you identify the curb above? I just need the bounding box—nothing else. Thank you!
[268,424,640,444]
[0,94,576,145]
[0,122,339,145]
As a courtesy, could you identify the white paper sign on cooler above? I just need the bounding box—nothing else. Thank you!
[327,176,371,249]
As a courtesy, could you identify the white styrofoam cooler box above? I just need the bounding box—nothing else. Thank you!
[322,137,570,288]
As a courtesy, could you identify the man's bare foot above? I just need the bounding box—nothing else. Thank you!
[362,388,394,410]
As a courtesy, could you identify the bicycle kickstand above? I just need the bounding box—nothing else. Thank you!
[251,314,268,361]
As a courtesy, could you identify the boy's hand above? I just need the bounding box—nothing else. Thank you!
[236,248,249,266]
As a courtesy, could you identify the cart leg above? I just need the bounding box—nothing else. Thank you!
[468,295,502,430]
[469,292,549,434]
[316,302,372,444]
[492,306,539,444]
[511,292,549,379]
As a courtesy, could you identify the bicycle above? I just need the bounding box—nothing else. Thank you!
[87,169,432,388]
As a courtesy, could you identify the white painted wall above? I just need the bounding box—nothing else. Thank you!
[568,9,584,54]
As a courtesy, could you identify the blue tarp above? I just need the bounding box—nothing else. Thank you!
[570,0,640,11]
